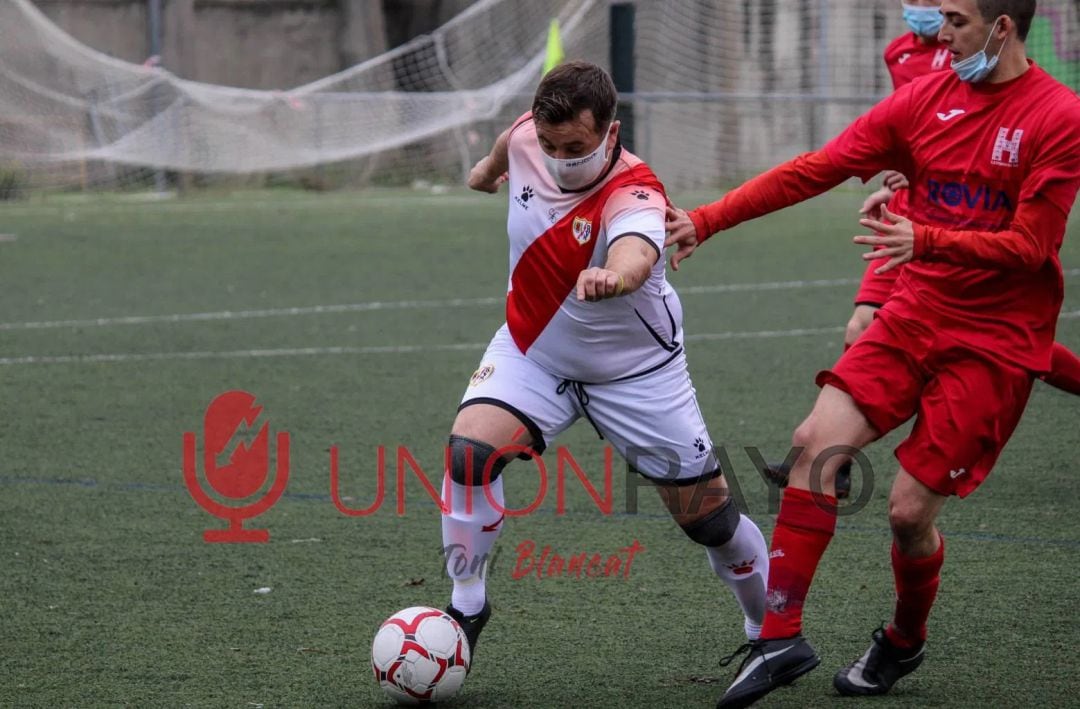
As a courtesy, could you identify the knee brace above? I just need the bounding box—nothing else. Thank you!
[448,434,508,486]
[681,498,741,547]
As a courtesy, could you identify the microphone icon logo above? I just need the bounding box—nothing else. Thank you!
[183,390,290,543]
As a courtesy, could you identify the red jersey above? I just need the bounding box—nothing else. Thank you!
[883,32,951,90]
[879,31,952,238]
[691,63,1080,372]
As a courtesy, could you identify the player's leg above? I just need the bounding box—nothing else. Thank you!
[442,327,577,657]
[844,303,879,348]
[835,344,1034,696]
[766,300,883,498]
[832,256,899,497]
[1039,341,1080,395]
[655,472,770,642]
[443,404,528,623]
[830,302,882,499]
[580,354,770,641]
[717,314,925,709]
[834,468,945,696]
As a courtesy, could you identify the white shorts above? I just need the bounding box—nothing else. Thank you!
[460,325,719,482]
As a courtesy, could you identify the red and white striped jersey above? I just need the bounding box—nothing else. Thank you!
[502,114,682,383]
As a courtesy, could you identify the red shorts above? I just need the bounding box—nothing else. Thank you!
[816,312,1034,498]
[853,255,901,307]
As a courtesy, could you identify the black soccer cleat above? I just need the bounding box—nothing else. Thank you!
[761,461,852,499]
[716,635,821,709]
[833,626,925,696]
[834,461,852,499]
[761,461,791,489]
[445,601,491,666]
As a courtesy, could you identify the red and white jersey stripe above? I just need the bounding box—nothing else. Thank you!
[503,114,681,383]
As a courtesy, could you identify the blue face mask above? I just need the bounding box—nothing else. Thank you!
[951,18,1007,83]
[902,3,943,38]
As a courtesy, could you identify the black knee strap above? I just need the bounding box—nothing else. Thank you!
[448,435,507,486]
[681,498,741,547]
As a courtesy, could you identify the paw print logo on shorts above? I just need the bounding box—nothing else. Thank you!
[631,189,650,201]
[694,437,707,453]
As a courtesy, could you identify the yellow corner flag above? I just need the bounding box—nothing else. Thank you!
[543,18,564,75]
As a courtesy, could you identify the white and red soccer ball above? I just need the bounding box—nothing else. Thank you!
[371,606,471,705]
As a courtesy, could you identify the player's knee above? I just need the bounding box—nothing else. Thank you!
[791,418,819,455]
[888,497,931,543]
[448,434,507,486]
[844,315,867,348]
[680,498,740,547]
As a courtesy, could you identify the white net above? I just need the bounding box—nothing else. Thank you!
[0,0,601,192]
[627,0,1078,187]
[0,0,1077,195]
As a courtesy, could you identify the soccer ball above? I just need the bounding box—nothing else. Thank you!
[371,606,471,705]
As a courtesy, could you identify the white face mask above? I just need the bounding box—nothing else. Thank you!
[540,124,613,190]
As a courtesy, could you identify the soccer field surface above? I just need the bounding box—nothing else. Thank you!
[1,188,1077,707]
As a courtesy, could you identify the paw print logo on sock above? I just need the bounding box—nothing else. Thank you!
[726,557,757,576]
[631,189,650,201]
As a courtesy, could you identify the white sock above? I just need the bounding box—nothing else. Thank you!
[706,514,769,640]
[441,476,505,615]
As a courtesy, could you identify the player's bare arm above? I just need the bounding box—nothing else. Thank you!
[467,128,511,193]
[576,235,656,301]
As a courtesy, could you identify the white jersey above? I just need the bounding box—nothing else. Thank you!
[503,114,682,383]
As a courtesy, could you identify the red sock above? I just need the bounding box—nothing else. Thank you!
[885,535,944,649]
[1040,342,1080,396]
[760,487,837,639]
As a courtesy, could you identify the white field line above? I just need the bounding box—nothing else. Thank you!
[2,315,1077,367]
[0,327,845,366]
[3,271,1076,332]
[0,277,862,331]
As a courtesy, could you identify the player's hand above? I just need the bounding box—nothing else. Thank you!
[664,205,699,271]
[859,186,894,218]
[882,171,909,192]
[576,267,626,301]
[467,157,508,193]
[855,205,914,274]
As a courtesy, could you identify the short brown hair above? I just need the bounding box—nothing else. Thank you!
[976,0,1036,40]
[531,60,617,134]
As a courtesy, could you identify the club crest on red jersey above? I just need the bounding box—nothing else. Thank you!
[571,216,593,245]
[991,127,1023,167]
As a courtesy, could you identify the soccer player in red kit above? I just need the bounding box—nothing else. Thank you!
[665,1,1080,706]
[853,1,1080,395]
[804,0,1080,501]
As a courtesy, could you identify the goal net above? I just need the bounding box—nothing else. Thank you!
[0,0,1076,195]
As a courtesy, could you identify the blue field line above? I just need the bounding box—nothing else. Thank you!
[3,473,1079,550]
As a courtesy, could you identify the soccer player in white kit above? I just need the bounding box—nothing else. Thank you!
[440,61,770,670]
